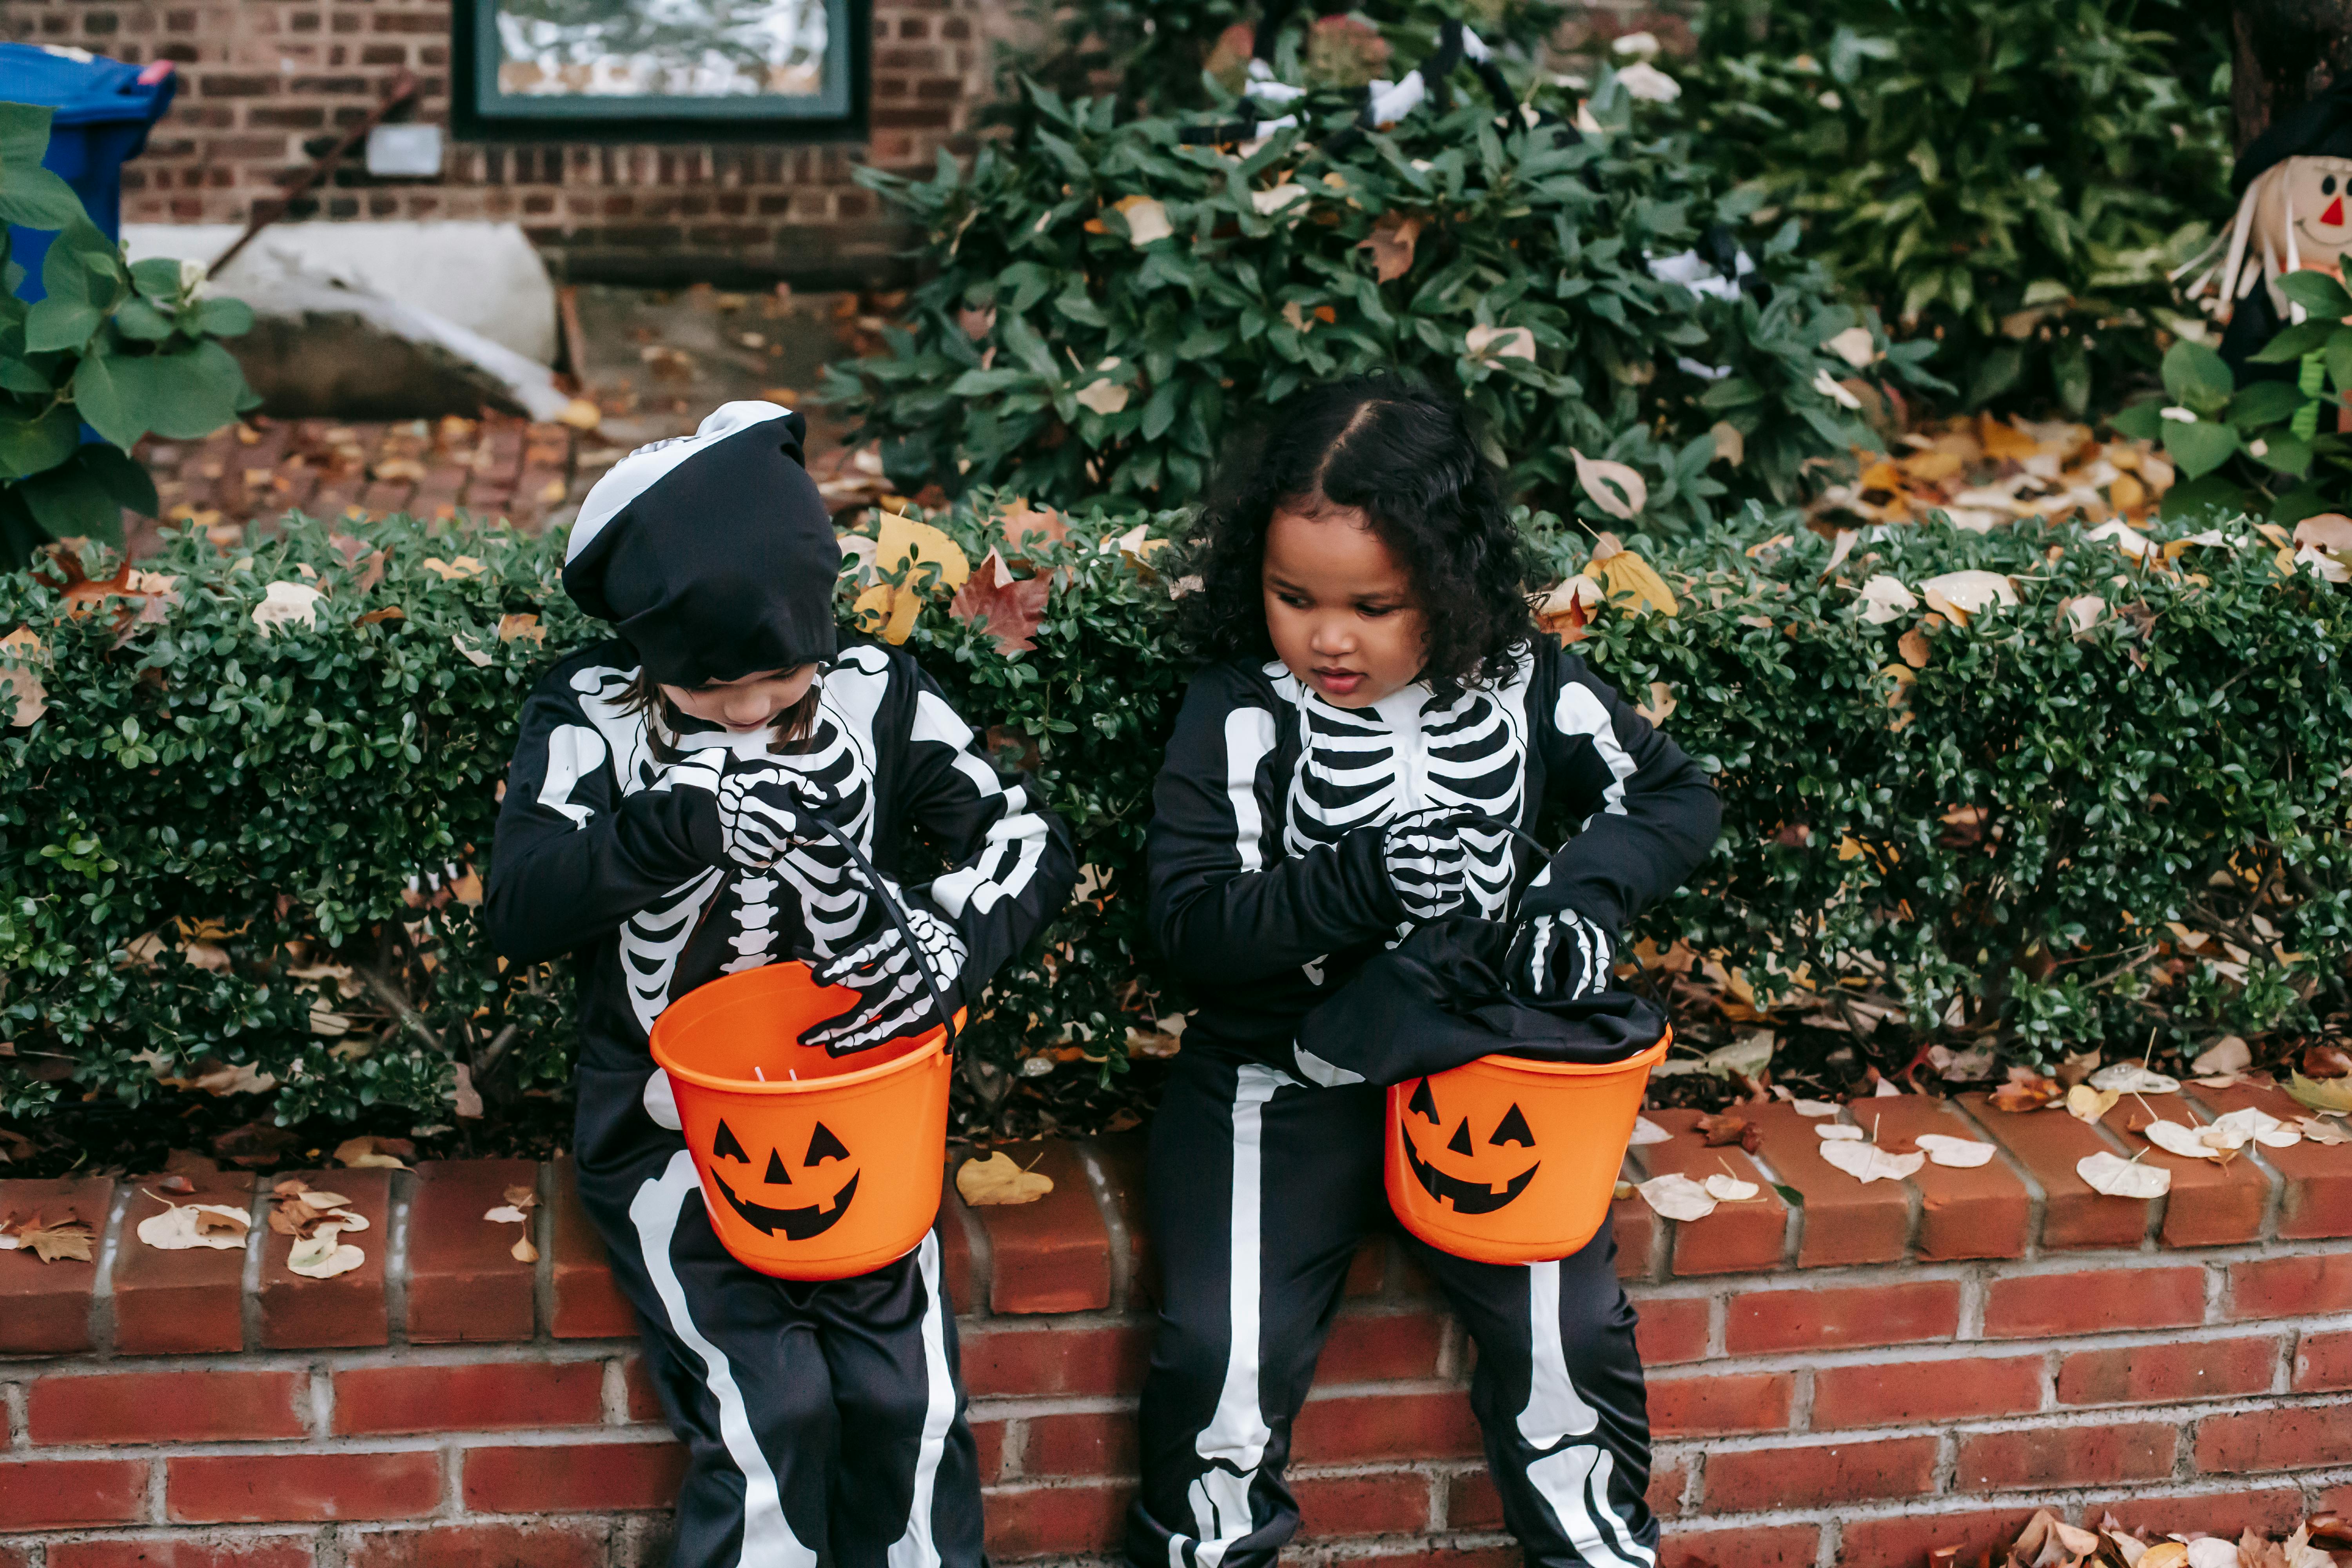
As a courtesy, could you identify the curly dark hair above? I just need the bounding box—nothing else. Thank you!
[1176,373,1535,695]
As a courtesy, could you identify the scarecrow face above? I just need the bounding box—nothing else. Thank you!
[1398,1077,1541,1215]
[2265,156,2352,270]
[706,1116,860,1240]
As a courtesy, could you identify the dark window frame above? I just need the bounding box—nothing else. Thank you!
[449,0,869,142]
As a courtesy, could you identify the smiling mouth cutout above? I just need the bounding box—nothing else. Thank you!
[712,1166,860,1240]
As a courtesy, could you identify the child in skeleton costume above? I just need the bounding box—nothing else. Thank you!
[2180,77,2352,378]
[1130,378,1719,1568]
[486,401,1076,1568]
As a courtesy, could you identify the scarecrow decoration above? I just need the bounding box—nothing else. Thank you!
[2181,77,2352,376]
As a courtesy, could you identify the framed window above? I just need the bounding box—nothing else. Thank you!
[451,0,866,140]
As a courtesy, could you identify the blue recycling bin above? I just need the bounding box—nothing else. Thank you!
[2,42,178,301]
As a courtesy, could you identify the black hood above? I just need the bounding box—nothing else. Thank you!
[562,401,840,689]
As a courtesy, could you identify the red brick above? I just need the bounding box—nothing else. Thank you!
[2230,1251,2352,1319]
[971,1418,1006,1484]
[2058,1335,2279,1405]
[982,1480,1132,1559]
[1960,1093,2147,1250]
[1633,1294,1711,1365]
[461,1441,686,1513]
[0,1175,112,1353]
[1647,1371,1795,1437]
[2119,1111,2272,1248]
[960,1143,1109,1315]
[1658,1524,1820,1568]
[962,1325,1149,1399]
[258,1168,391,1349]
[1834,1509,2042,1568]
[1983,1265,2205,1338]
[1635,1110,1790,1276]
[1316,1310,1446,1383]
[113,1171,254,1354]
[622,1354,666,1424]
[1612,1188,1661,1281]
[1291,1390,1481,1463]
[1293,1470,1433,1538]
[1021,1411,1136,1478]
[936,1185,980,1316]
[332,1361,605,1435]
[31,1370,307,1445]
[2189,1079,2352,1240]
[1745,1103,1911,1267]
[168,1452,440,1524]
[344,1522,607,1568]
[551,1156,636,1339]
[1701,1436,1938,1510]
[2101,1486,2306,1539]
[2194,1403,2352,1474]
[407,1160,538,1343]
[1856,1097,2031,1259]
[1811,1354,2042,1428]
[1956,1422,2176,1488]
[2296,1328,2352,1391]
[0,1458,150,1529]
[1724,1279,1959,1354]
[49,1541,316,1568]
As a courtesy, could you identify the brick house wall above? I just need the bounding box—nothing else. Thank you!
[4,1073,2350,1568]
[0,0,1684,287]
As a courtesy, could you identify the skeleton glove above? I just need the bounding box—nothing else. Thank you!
[1507,908,1615,1000]
[1380,807,1473,923]
[803,897,969,1055]
[715,763,820,869]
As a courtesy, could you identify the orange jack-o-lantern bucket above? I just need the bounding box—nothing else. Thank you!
[1384,1030,1670,1265]
[651,962,962,1280]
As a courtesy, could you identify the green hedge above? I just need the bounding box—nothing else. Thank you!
[4,500,2347,1128]
[826,73,1942,540]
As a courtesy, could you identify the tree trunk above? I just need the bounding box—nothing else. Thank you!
[2234,0,2352,149]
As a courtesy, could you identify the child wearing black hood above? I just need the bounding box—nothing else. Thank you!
[486,401,1077,1568]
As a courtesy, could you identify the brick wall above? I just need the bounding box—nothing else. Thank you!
[0,0,1692,288]
[5,1073,2347,1568]
[0,0,1011,285]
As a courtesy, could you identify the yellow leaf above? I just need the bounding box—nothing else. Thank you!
[1897,626,1930,668]
[854,583,921,645]
[1113,194,1172,246]
[1584,547,1679,617]
[2287,1073,2352,1114]
[956,1151,1054,1206]
[495,613,544,644]
[421,555,487,581]
[1075,377,1131,416]
[1635,681,1677,723]
[2065,1084,2120,1123]
[557,399,603,431]
[1708,421,1745,466]
[1466,323,1537,361]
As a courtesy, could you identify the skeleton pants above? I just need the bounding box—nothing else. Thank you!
[1127,1049,1657,1568]
[577,1067,984,1568]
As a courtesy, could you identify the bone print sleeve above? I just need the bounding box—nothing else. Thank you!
[1522,645,1721,935]
[485,659,724,966]
[1145,665,1405,985]
[889,664,1079,996]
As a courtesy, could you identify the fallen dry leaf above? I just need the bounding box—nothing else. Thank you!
[287,1224,363,1279]
[2303,1043,2352,1079]
[1918,568,2017,621]
[1915,1134,1994,1168]
[1704,1172,1759,1201]
[451,633,493,668]
[1826,326,1878,368]
[2296,1116,2351,1145]
[1359,211,1422,283]
[1710,421,1746,467]
[137,1194,252,1252]
[949,550,1053,657]
[1074,376,1131,416]
[1857,574,1917,624]
[956,1151,1054,1206]
[2066,1084,2122,1124]
[2089,1062,2180,1095]
[2078,1149,2169,1198]
[2191,1036,2252,1077]
[999,499,1068,556]
[1466,323,1537,361]
[1627,1116,1671,1147]
[503,1184,539,1210]
[512,1235,540,1263]
[1818,1139,1923,1183]
[1694,1112,1760,1153]
[1792,1099,1838,1117]
[420,555,486,581]
[2136,1543,2189,1568]
[1897,626,1931,668]
[1815,1124,1865,1141]
[496,613,544,644]
[335,1135,412,1170]
[1990,1071,2063,1112]
[4,1210,96,1263]
[1570,451,1647,520]
[1,626,46,727]
[1635,1172,1717,1221]
[252,581,323,635]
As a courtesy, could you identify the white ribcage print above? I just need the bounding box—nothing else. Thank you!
[1275,660,1532,920]
[757,699,880,960]
[620,866,725,1036]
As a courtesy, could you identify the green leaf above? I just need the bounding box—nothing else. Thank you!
[2328,330,2352,405]
[71,351,139,452]
[2229,381,2305,428]
[2161,417,2239,480]
[113,298,175,343]
[2249,321,2337,364]
[2109,401,2166,441]
[1965,345,2022,410]
[16,458,126,547]
[91,341,248,443]
[0,103,87,232]
[2051,337,2090,418]
[128,256,183,302]
[1771,1183,1804,1208]
[194,297,255,338]
[2279,268,2352,321]
[2254,434,2314,478]
[2160,339,2234,413]
[78,441,160,515]
[0,403,80,480]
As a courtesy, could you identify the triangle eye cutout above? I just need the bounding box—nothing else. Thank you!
[805,1122,851,1166]
[764,1147,791,1185]
[712,1120,750,1163]
[1489,1104,1535,1148]
[1407,1080,1440,1124]
[1446,1118,1474,1157]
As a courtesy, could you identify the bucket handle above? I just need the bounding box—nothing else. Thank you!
[801,811,961,1056]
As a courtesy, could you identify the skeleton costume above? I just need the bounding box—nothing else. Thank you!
[487,403,1077,1568]
[1131,645,1718,1568]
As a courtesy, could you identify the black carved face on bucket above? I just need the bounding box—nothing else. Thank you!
[1399,1078,1540,1215]
[706,1116,860,1240]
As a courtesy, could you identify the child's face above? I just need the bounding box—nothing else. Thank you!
[661,665,820,733]
[1261,503,1428,708]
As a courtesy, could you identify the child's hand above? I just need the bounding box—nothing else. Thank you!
[1507,909,1614,1000]
[803,906,969,1054]
[1380,807,1473,922]
[716,763,820,868]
